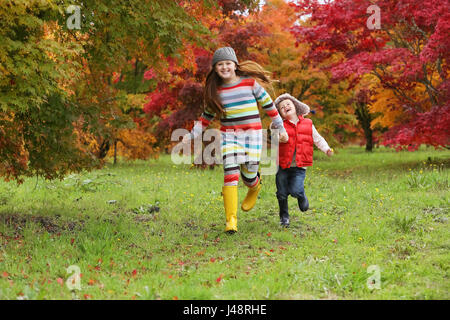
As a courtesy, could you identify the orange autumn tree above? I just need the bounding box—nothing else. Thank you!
[106,91,159,162]
[64,0,211,163]
[252,0,358,147]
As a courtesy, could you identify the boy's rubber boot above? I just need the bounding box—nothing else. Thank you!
[223,185,238,234]
[278,199,290,227]
[298,195,309,212]
[241,178,261,212]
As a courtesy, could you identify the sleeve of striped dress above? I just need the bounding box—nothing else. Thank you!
[252,80,286,133]
[190,109,216,140]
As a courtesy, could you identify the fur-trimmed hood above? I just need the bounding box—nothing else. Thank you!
[274,93,310,116]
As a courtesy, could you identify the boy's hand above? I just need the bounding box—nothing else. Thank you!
[326,148,334,157]
[279,132,289,143]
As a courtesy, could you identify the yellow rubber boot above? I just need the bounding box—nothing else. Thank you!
[241,179,261,212]
[222,185,238,233]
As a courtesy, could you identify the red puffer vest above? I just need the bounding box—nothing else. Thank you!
[278,116,314,169]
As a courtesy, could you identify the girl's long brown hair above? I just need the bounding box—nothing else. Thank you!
[204,60,276,117]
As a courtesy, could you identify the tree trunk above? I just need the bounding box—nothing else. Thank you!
[364,125,373,152]
[113,139,117,165]
[355,102,374,152]
[97,139,110,159]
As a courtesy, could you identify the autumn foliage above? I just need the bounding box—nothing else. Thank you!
[1,0,449,183]
[291,0,450,150]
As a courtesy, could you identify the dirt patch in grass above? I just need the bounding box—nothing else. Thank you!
[422,207,449,224]
[327,169,353,179]
[0,213,85,234]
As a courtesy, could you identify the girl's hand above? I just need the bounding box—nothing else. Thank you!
[279,132,289,143]
[326,148,334,157]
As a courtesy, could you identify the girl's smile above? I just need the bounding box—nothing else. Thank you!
[215,60,239,83]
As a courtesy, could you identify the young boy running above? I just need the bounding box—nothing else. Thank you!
[274,93,333,227]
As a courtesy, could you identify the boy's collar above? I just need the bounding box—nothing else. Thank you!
[283,115,304,124]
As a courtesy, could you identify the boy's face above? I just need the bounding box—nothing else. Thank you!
[278,99,297,119]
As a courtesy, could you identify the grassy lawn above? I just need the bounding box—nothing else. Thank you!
[0,146,449,300]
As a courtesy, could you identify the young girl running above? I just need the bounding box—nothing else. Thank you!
[183,47,288,234]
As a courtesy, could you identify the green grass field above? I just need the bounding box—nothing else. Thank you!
[0,146,449,300]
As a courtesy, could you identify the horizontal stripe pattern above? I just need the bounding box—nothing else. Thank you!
[195,77,284,165]
[223,162,260,187]
[221,129,262,164]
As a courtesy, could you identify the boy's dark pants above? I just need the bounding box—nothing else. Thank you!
[276,166,309,225]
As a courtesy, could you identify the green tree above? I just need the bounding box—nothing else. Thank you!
[0,0,210,183]
[0,1,90,183]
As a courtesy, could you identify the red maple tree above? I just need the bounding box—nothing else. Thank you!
[142,1,268,150]
[291,0,450,150]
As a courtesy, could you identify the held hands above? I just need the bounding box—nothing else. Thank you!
[270,123,288,143]
[279,131,289,143]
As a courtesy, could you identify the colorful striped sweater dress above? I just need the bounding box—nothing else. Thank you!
[192,77,285,165]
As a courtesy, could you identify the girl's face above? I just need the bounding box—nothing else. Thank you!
[214,60,238,83]
[278,99,297,120]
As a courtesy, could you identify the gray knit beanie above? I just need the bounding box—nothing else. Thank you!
[274,93,310,116]
[212,47,239,66]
